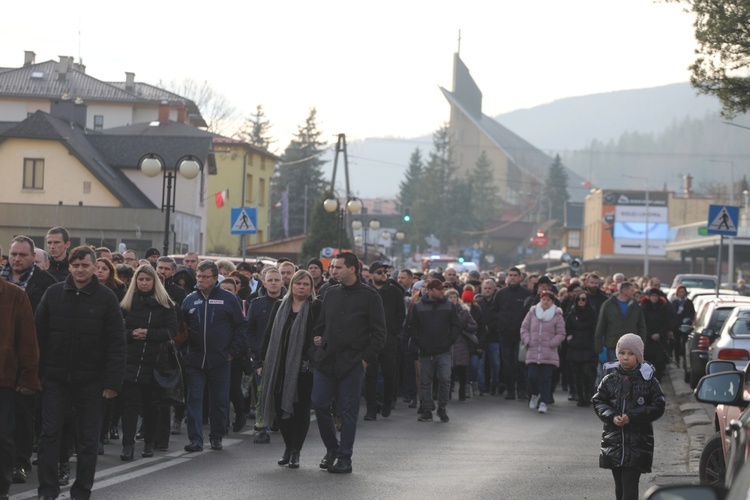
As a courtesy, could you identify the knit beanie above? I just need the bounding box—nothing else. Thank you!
[616,333,644,364]
[461,290,475,303]
[307,258,324,271]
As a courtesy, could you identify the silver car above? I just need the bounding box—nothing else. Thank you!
[708,305,750,371]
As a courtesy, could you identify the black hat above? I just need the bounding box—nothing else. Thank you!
[369,261,387,274]
[145,247,160,259]
[307,258,324,271]
[537,276,553,286]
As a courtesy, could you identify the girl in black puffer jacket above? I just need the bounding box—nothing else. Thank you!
[119,264,177,461]
[593,334,665,500]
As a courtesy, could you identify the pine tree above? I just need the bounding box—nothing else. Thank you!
[271,108,327,240]
[541,154,570,223]
[470,150,497,228]
[398,148,423,212]
[236,104,274,150]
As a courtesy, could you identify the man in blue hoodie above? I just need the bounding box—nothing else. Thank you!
[181,261,247,453]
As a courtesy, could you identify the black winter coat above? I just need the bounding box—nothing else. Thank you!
[35,275,126,391]
[564,304,597,363]
[670,297,696,331]
[15,264,58,313]
[123,293,177,384]
[592,363,666,472]
[492,284,531,339]
[406,295,461,355]
[247,292,283,359]
[373,280,406,351]
[641,297,672,365]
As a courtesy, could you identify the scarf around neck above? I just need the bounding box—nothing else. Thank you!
[260,297,310,426]
[1,263,35,290]
[534,304,557,322]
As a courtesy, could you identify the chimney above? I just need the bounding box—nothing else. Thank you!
[24,51,35,66]
[125,72,135,92]
[177,103,187,124]
[50,98,87,130]
[683,174,693,198]
[58,56,71,81]
[158,100,170,125]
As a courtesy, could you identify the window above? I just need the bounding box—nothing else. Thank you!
[568,230,581,249]
[83,181,91,194]
[259,178,266,205]
[93,115,104,131]
[23,159,44,189]
[246,174,254,203]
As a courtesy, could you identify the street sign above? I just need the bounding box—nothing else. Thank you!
[320,247,334,258]
[230,207,257,235]
[531,236,548,247]
[707,205,739,236]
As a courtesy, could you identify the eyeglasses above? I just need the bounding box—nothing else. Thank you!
[577,298,587,302]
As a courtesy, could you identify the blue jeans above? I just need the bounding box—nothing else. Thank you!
[419,352,452,411]
[478,343,500,391]
[186,362,231,447]
[312,364,365,466]
[527,364,554,405]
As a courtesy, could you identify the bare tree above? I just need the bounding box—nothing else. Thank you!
[162,78,238,135]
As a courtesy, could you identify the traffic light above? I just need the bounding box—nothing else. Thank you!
[403,207,411,222]
[458,257,465,263]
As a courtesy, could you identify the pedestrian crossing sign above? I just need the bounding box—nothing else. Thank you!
[230,207,257,235]
[707,204,739,236]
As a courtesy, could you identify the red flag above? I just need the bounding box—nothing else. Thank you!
[215,190,228,208]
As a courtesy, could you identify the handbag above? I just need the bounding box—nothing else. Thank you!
[460,331,480,350]
[518,342,528,363]
[152,328,185,407]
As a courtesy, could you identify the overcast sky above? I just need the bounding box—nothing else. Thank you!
[2,0,697,151]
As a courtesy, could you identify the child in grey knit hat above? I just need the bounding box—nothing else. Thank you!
[592,332,666,500]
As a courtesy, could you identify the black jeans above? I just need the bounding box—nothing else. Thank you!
[38,378,103,500]
[13,391,36,470]
[229,358,247,420]
[120,381,157,446]
[612,467,641,500]
[0,388,14,496]
[500,336,527,396]
[365,345,397,413]
[572,360,597,403]
[275,373,313,452]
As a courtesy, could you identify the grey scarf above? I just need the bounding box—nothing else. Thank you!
[260,297,310,426]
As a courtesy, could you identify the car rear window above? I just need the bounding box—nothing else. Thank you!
[681,278,717,289]
[709,307,736,331]
[731,312,750,337]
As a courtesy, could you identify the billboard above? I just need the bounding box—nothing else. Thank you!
[600,190,669,257]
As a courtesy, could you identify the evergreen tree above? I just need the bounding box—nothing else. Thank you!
[397,148,423,213]
[443,178,475,247]
[300,192,350,263]
[541,154,570,223]
[469,150,497,228]
[271,108,327,240]
[412,124,452,251]
[236,104,274,150]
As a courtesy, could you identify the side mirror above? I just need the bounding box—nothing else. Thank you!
[702,328,715,338]
[679,324,693,334]
[694,371,744,406]
[706,360,737,375]
[644,484,723,500]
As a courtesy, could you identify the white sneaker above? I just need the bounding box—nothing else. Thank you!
[529,395,539,410]
[538,402,548,414]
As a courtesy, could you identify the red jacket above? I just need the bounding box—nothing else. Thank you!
[0,276,40,391]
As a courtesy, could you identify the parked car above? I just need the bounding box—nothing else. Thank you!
[684,297,750,388]
[709,305,750,371]
[671,273,719,290]
[696,360,744,486]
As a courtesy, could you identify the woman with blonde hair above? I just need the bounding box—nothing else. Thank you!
[258,269,322,469]
[118,264,177,461]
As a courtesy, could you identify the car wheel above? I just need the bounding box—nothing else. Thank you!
[699,433,726,486]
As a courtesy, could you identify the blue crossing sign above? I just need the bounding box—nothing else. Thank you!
[231,207,257,235]
[707,205,739,236]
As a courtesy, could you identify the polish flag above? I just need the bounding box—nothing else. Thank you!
[215,190,228,208]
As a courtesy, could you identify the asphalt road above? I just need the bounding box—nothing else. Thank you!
[9,376,696,500]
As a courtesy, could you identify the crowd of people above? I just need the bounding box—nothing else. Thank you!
[0,227,703,499]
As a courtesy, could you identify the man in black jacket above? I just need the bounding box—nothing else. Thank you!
[406,279,460,423]
[35,246,126,500]
[364,261,406,421]
[1,235,57,485]
[44,226,71,282]
[492,267,531,400]
[311,253,386,474]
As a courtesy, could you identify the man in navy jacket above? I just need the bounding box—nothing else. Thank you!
[181,261,247,452]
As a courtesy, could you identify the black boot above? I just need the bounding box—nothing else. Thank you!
[289,450,300,469]
[120,444,134,461]
[142,442,154,458]
[278,448,291,466]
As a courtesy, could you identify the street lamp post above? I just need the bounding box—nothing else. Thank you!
[324,196,362,250]
[140,153,203,257]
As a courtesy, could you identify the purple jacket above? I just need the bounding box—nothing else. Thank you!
[520,305,566,367]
